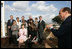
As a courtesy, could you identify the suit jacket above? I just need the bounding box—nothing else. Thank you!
[7,19,15,27]
[51,16,71,48]
[38,20,45,39]
[38,20,45,31]
[7,19,15,36]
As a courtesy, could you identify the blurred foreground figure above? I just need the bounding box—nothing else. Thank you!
[47,7,71,48]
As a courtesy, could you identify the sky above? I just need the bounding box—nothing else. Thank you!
[1,1,71,24]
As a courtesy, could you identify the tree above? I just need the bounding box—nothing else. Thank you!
[52,16,63,25]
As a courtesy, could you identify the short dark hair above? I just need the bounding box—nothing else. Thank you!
[13,20,16,24]
[16,17,19,20]
[21,24,25,28]
[10,15,13,17]
[35,17,38,20]
[13,20,16,22]
[39,16,42,18]
[22,16,25,18]
[62,7,71,14]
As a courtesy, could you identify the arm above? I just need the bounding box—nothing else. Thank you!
[19,29,21,36]
[11,25,13,31]
[7,20,11,29]
[50,24,67,37]
[32,36,37,40]
[24,29,27,36]
[7,20,10,26]
[42,21,45,30]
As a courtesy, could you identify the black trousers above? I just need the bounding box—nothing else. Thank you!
[25,39,34,48]
[12,35,18,44]
[8,30,13,44]
[38,31,44,44]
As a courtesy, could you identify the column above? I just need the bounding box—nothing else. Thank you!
[1,1,6,37]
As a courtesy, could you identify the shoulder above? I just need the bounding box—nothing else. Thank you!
[42,20,45,23]
[42,20,45,22]
[67,16,71,22]
[27,19,29,21]
[38,21,40,23]
[64,16,71,24]
[8,19,10,21]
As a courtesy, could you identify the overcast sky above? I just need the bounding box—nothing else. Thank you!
[1,1,71,24]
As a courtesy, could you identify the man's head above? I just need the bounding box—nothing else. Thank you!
[59,7,71,20]
[39,16,42,21]
[21,16,25,20]
[10,15,13,20]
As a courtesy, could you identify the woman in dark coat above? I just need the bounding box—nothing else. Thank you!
[25,22,38,48]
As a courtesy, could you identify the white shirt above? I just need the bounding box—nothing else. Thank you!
[16,21,21,28]
[40,20,42,23]
[49,26,53,30]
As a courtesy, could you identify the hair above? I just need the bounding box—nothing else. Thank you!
[22,16,24,17]
[39,16,42,18]
[10,15,13,17]
[35,17,38,20]
[62,7,71,14]
[16,17,19,20]
[13,20,16,24]
[21,24,25,28]
[31,23,36,31]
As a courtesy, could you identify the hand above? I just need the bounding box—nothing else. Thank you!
[29,35,31,37]
[8,26,11,28]
[14,28,16,30]
[28,35,31,39]
[44,28,47,32]
[46,24,53,29]
[29,23,30,26]
[33,37,36,40]
[32,37,35,42]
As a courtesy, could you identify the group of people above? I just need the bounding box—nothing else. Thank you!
[7,15,45,48]
[7,7,71,48]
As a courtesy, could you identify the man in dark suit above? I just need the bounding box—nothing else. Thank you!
[20,16,26,23]
[7,15,15,44]
[47,7,71,48]
[38,16,45,44]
